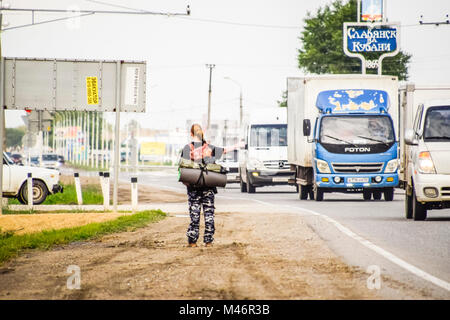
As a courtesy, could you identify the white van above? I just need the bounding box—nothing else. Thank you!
[238,109,295,193]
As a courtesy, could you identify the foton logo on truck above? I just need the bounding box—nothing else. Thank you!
[345,147,371,153]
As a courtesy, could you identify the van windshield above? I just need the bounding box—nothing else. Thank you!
[250,124,287,147]
[423,106,450,141]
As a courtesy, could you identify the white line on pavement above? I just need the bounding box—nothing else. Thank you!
[255,198,450,292]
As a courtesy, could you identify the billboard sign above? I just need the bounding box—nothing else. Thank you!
[361,0,383,22]
[3,58,146,112]
[140,142,166,156]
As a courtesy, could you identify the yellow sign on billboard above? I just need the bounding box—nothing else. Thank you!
[86,76,99,105]
[140,142,166,155]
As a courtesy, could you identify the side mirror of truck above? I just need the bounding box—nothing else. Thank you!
[303,119,311,136]
[404,129,418,146]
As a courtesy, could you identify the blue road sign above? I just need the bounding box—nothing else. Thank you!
[347,26,397,53]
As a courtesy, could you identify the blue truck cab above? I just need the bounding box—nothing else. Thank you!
[308,89,399,201]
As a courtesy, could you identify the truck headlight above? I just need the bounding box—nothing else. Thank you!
[316,159,331,173]
[384,159,399,173]
[418,151,436,174]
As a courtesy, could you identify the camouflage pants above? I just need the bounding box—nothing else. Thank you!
[186,188,215,244]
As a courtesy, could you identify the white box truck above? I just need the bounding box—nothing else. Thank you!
[287,75,399,201]
[399,84,450,220]
[238,108,295,193]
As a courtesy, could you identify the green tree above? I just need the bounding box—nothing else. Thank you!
[6,127,26,148]
[298,0,411,79]
[279,0,411,107]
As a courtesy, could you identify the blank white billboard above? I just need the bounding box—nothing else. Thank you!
[3,57,146,113]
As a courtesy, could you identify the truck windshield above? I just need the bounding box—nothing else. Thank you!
[320,116,394,145]
[250,124,287,147]
[423,106,450,141]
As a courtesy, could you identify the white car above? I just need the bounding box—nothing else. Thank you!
[41,153,61,170]
[404,100,450,220]
[2,152,63,205]
[217,149,240,184]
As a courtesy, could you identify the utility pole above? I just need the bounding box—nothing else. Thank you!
[224,76,243,127]
[206,64,215,131]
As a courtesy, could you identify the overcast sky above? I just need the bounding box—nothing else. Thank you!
[3,0,450,129]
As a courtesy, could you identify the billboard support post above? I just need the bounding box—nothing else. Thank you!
[0,13,4,215]
[113,61,122,213]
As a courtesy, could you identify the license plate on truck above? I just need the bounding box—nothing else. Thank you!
[273,177,289,182]
[347,177,369,183]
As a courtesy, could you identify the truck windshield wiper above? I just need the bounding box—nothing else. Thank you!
[323,135,358,147]
[356,135,390,146]
[424,136,450,140]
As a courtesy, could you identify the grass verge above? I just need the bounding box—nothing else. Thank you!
[8,183,104,206]
[0,210,166,264]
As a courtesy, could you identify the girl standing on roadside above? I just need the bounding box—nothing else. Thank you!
[180,124,240,247]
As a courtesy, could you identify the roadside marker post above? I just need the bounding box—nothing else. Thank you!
[99,171,105,199]
[131,177,138,213]
[103,172,110,210]
[27,173,33,210]
[74,172,83,205]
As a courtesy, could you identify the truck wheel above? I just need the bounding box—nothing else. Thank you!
[308,186,314,200]
[239,172,247,193]
[363,190,371,200]
[314,186,323,201]
[384,188,394,201]
[373,191,382,200]
[247,173,256,194]
[19,180,49,205]
[299,185,308,200]
[412,188,427,221]
[405,191,413,219]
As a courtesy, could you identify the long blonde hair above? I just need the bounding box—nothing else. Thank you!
[190,124,205,142]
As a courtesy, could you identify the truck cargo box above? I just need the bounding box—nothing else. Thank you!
[287,75,398,168]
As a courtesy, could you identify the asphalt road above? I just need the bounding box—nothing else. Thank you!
[121,169,450,298]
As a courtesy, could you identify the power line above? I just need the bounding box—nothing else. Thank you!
[174,16,301,30]
[1,4,190,31]
[82,0,302,30]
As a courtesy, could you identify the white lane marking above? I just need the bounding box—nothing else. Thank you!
[252,198,450,292]
[174,214,190,218]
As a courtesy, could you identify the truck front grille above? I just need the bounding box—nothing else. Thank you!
[263,160,289,170]
[441,187,450,197]
[227,167,238,173]
[331,163,383,173]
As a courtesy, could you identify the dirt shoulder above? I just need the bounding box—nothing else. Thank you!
[0,207,396,300]
[60,174,187,204]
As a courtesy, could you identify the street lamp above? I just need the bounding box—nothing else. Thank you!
[223,76,243,127]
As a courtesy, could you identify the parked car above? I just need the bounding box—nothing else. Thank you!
[10,153,23,165]
[41,154,61,170]
[29,156,40,167]
[2,152,63,205]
